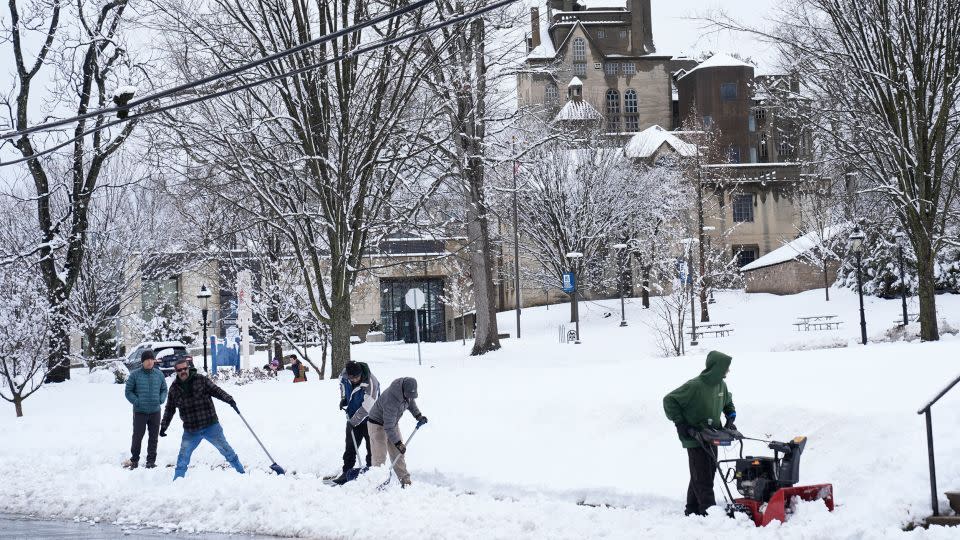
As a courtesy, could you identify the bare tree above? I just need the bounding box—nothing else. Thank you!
[1,0,143,381]
[706,0,960,340]
[151,0,443,375]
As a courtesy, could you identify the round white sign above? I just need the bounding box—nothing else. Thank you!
[405,288,426,310]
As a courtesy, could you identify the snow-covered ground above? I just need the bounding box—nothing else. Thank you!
[2,289,960,539]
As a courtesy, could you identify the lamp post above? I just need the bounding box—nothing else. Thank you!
[702,226,716,304]
[849,227,867,345]
[566,251,583,344]
[681,238,698,347]
[896,229,909,327]
[613,243,629,327]
[197,284,212,372]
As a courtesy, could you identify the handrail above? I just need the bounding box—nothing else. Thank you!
[917,371,960,413]
[916,370,960,517]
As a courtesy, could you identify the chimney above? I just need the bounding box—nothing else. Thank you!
[531,8,541,49]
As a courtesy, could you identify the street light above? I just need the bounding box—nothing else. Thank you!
[680,238,699,347]
[702,226,717,304]
[566,251,584,344]
[896,229,910,327]
[613,243,629,327]
[197,284,213,371]
[849,227,868,345]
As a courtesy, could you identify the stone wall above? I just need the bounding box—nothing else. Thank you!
[744,259,839,295]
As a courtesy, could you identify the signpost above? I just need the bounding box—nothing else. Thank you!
[562,272,575,293]
[405,287,425,366]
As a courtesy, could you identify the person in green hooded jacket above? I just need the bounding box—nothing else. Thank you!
[663,350,737,516]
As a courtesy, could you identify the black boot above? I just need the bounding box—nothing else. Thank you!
[144,462,157,469]
[332,472,349,485]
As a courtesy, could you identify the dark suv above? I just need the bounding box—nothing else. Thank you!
[124,341,194,376]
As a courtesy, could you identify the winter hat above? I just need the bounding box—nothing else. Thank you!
[345,361,363,378]
[141,349,156,363]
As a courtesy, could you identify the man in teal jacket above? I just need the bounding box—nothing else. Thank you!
[663,351,737,516]
[124,350,168,469]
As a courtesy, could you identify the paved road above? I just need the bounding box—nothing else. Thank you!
[0,514,277,539]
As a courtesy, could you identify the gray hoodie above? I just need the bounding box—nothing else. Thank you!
[367,377,421,444]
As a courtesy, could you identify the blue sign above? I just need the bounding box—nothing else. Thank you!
[562,272,576,293]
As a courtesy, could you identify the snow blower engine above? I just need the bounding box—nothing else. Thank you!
[698,428,835,527]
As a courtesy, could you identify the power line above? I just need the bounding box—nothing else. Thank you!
[0,0,436,142]
[0,0,518,167]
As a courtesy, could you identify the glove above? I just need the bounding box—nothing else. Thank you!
[160,428,167,437]
[724,413,736,430]
[416,415,428,427]
[676,423,697,439]
[229,400,239,413]
[339,398,348,410]
[394,441,407,454]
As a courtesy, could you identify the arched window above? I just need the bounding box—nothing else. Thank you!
[572,38,586,61]
[544,83,559,104]
[606,89,620,132]
[624,89,639,131]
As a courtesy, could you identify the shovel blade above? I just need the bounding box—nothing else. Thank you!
[270,463,286,475]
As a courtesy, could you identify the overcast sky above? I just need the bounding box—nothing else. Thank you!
[650,0,781,72]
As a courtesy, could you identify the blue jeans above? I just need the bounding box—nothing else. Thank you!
[173,422,244,480]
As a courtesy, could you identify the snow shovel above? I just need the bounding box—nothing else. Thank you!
[377,422,425,490]
[332,423,369,485]
[235,408,286,475]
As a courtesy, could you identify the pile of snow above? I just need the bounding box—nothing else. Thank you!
[2,289,960,538]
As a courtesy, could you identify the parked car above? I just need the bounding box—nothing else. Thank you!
[123,341,194,376]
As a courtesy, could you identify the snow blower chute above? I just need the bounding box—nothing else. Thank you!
[697,428,834,526]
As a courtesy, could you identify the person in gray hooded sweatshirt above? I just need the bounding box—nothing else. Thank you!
[366,377,427,486]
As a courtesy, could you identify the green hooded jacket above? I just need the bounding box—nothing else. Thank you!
[663,351,736,448]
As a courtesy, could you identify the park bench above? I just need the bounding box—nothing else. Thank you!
[893,312,920,325]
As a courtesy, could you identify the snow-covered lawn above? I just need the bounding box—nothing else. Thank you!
[2,289,960,539]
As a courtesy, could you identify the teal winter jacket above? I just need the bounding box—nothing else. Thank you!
[125,367,168,413]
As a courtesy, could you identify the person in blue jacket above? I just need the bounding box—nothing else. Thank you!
[332,361,380,485]
[123,350,168,469]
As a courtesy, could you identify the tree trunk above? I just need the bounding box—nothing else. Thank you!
[641,265,651,309]
[915,241,939,341]
[823,260,830,301]
[319,326,328,380]
[467,204,501,355]
[328,299,352,377]
[14,395,23,418]
[46,302,71,382]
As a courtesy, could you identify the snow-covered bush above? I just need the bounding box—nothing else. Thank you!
[130,300,198,345]
[211,368,274,386]
[89,361,129,384]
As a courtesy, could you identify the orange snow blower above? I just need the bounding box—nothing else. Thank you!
[697,428,834,527]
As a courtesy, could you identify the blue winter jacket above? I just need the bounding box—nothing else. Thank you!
[339,362,380,425]
[125,367,168,413]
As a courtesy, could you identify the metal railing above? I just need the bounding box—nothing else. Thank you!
[917,371,960,516]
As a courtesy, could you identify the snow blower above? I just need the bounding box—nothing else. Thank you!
[696,428,834,527]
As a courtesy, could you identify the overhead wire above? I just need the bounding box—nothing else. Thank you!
[0,0,437,142]
[0,0,519,167]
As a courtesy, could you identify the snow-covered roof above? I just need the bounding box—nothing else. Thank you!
[568,76,583,87]
[526,3,557,60]
[624,125,697,159]
[678,53,755,80]
[554,99,603,121]
[578,0,627,8]
[741,224,850,272]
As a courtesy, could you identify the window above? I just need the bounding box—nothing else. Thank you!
[754,108,767,122]
[779,140,795,158]
[573,62,587,76]
[606,89,621,132]
[721,82,738,101]
[624,89,638,113]
[729,145,741,164]
[759,134,769,159]
[605,62,619,76]
[597,30,606,39]
[622,62,636,75]
[572,38,586,61]
[544,83,559,104]
[748,114,756,132]
[619,30,627,40]
[732,194,754,223]
[734,246,759,267]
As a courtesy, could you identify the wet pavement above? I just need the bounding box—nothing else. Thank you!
[0,514,278,539]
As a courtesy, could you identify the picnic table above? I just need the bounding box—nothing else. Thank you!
[894,312,920,325]
[688,322,734,338]
[793,315,842,331]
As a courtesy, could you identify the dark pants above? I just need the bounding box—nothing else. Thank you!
[685,446,718,516]
[342,421,371,472]
[131,411,161,465]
